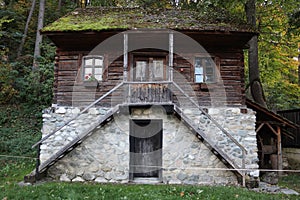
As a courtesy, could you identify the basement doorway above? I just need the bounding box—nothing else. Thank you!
[129,119,163,182]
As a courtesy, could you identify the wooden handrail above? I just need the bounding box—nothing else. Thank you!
[172,82,247,154]
[32,82,124,148]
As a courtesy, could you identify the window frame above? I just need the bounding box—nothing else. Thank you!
[131,55,167,82]
[193,55,219,84]
[82,55,104,82]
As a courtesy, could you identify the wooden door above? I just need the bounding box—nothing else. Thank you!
[129,119,162,179]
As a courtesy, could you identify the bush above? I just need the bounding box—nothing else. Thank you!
[13,55,54,108]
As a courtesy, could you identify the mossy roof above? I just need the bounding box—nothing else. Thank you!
[42,7,254,33]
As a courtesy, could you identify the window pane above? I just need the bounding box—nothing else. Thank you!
[94,74,102,81]
[95,67,102,75]
[136,61,147,80]
[195,75,203,83]
[95,58,103,66]
[204,58,212,67]
[85,58,93,66]
[206,67,214,75]
[84,68,93,76]
[153,60,164,79]
[195,67,203,74]
[206,75,214,82]
[195,58,202,67]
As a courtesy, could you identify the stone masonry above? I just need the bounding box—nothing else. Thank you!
[40,105,259,185]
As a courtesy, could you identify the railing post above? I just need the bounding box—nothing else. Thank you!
[123,33,129,103]
[123,33,128,82]
[242,149,246,187]
[169,32,173,82]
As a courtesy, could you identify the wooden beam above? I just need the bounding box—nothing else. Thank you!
[277,125,283,176]
[265,122,278,136]
[255,122,265,132]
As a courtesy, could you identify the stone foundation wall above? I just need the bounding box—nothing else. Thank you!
[40,105,259,184]
[283,148,300,170]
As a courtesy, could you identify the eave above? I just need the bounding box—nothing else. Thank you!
[246,99,299,129]
[43,29,256,51]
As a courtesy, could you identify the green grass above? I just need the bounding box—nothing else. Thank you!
[279,174,300,193]
[0,178,297,200]
[1,104,299,199]
[1,179,299,200]
[0,160,299,200]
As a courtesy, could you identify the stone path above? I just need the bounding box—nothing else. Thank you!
[250,181,299,195]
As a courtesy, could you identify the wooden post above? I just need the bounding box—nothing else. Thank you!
[123,33,128,82]
[124,33,128,103]
[169,32,173,82]
[277,125,283,176]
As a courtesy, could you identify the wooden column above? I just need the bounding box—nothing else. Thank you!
[123,33,128,82]
[277,125,283,176]
[123,33,129,103]
[168,32,173,82]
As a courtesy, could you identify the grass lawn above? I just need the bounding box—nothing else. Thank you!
[1,161,300,200]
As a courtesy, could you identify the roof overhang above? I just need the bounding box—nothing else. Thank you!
[43,29,255,51]
[246,99,299,129]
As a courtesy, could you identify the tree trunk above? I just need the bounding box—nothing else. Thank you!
[17,0,36,58]
[58,0,62,12]
[298,44,300,86]
[245,0,267,108]
[33,0,45,70]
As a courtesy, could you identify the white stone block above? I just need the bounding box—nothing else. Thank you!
[55,107,66,114]
[42,114,52,118]
[249,170,260,177]
[60,174,71,182]
[72,107,81,114]
[208,108,220,115]
[169,180,181,184]
[72,176,85,182]
[88,108,99,115]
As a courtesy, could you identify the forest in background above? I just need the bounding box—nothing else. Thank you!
[0,0,299,111]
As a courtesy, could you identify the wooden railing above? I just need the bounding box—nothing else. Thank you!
[125,81,172,104]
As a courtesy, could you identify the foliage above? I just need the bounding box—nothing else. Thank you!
[255,1,300,110]
[0,105,41,159]
[0,57,18,104]
[0,104,41,184]
[13,54,55,107]
[0,17,18,104]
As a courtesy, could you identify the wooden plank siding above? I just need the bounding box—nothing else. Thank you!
[53,49,245,107]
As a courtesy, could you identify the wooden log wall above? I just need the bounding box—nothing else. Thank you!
[54,49,245,107]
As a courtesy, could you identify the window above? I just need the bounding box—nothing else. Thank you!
[194,57,216,83]
[82,56,103,81]
[133,57,167,81]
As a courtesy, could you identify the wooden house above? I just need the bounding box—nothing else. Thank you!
[26,7,260,186]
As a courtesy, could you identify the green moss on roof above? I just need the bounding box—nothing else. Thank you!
[42,7,252,33]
